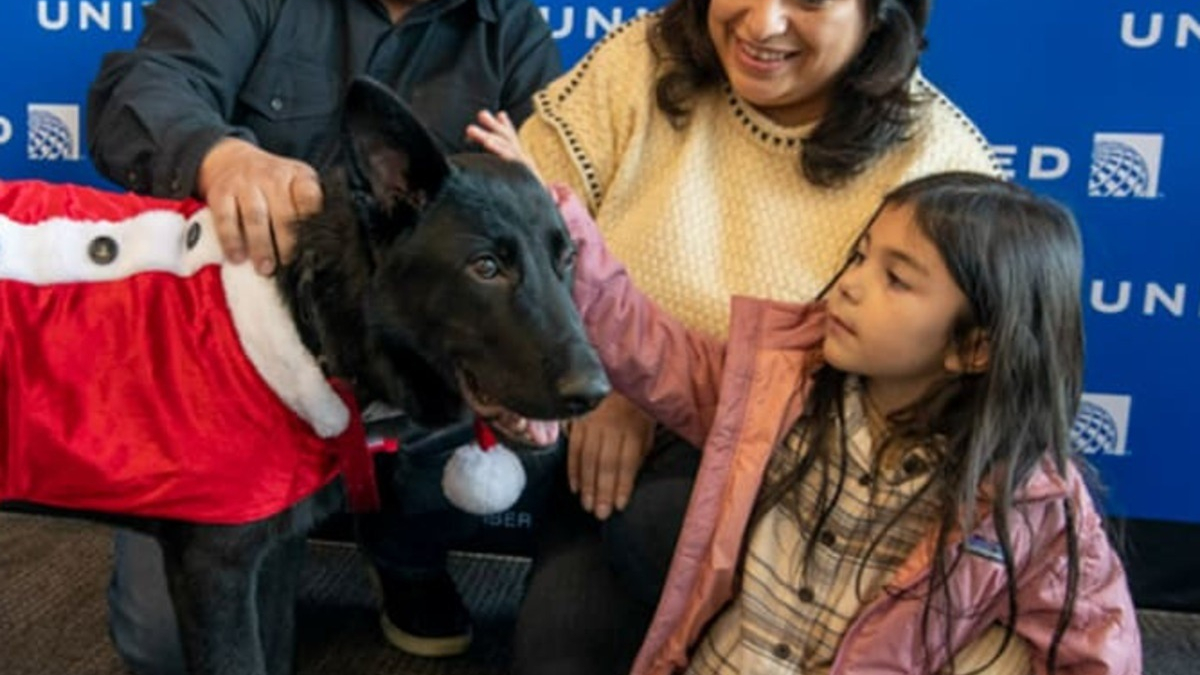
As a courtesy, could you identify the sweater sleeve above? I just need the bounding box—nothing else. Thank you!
[552,184,725,448]
[1012,475,1141,675]
[519,16,655,215]
[85,0,279,197]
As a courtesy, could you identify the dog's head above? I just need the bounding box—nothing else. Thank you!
[338,78,609,431]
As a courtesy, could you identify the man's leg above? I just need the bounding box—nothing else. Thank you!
[363,428,567,658]
[359,437,481,658]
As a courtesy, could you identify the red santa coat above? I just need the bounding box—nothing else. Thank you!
[0,179,374,524]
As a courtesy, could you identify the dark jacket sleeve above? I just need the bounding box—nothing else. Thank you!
[495,0,561,124]
[86,0,280,197]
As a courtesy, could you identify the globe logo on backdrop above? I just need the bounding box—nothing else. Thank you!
[1071,394,1132,456]
[27,104,81,161]
[1088,133,1163,198]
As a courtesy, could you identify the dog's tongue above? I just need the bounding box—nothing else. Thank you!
[486,410,561,447]
[525,419,560,446]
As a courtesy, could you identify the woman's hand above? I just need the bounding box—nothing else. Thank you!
[466,110,542,182]
[567,393,656,520]
[196,137,324,275]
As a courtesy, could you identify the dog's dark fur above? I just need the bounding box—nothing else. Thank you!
[3,78,609,675]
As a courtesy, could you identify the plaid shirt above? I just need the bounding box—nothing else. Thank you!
[687,380,1031,675]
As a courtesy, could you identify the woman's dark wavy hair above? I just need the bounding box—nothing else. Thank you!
[749,172,1086,673]
[650,0,930,187]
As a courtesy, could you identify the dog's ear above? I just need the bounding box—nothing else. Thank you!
[343,77,451,214]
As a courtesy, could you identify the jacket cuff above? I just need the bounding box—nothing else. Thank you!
[147,125,259,199]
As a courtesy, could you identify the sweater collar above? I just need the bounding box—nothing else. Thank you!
[723,85,818,154]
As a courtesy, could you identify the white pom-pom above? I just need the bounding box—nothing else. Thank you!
[442,438,526,515]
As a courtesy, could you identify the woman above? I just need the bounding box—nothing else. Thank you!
[499,0,1000,673]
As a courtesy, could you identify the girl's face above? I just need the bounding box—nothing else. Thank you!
[707,0,870,126]
[824,204,978,413]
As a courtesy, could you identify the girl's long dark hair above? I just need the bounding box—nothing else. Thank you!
[751,172,1086,673]
[649,0,929,187]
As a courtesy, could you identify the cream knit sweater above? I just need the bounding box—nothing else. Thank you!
[521,14,1001,338]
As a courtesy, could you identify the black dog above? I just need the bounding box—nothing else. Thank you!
[0,78,608,675]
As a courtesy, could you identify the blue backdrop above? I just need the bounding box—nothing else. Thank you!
[1,1,1196,522]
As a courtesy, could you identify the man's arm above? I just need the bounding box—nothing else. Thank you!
[87,0,322,273]
[495,0,562,124]
[86,0,278,198]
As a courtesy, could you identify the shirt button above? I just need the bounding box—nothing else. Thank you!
[270,96,284,112]
[89,236,119,265]
[772,643,792,660]
[797,587,815,603]
[819,530,837,547]
[902,455,929,476]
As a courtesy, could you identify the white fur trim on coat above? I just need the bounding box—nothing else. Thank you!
[0,204,349,439]
[221,261,350,439]
[0,208,221,282]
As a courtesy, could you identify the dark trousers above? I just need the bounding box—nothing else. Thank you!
[512,429,700,675]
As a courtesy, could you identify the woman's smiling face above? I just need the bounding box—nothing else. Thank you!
[707,0,870,126]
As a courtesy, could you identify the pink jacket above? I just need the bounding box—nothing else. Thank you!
[555,186,1141,675]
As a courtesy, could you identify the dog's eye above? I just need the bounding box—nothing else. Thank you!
[561,248,577,269]
[470,256,501,280]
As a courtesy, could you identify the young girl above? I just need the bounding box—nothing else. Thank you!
[538,171,1139,675]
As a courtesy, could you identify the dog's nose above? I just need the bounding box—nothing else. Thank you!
[556,371,611,416]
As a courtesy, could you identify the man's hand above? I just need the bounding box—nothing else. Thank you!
[466,110,542,182]
[567,393,655,520]
[196,137,324,275]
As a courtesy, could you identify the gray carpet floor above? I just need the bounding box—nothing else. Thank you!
[0,513,520,675]
[1,512,1196,674]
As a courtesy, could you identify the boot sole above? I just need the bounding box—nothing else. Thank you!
[364,561,473,658]
[380,613,472,658]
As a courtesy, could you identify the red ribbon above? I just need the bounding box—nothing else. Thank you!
[473,417,497,451]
